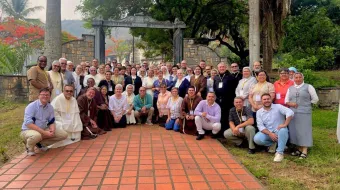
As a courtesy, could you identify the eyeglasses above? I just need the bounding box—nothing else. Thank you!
[65,90,74,93]
[39,94,50,97]
[53,65,60,67]
[280,72,288,75]
[39,60,47,63]
[231,66,239,68]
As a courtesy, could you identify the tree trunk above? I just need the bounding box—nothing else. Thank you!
[248,0,260,68]
[44,0,61,68]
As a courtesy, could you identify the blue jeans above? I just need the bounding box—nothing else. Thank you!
[165,118,180,131]
[254,128,289,154]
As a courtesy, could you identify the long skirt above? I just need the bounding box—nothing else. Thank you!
[97,110,115,131]
[114,115,127,128]
[289,112,313,147]
[126,110,136,124]
[180,119,197,135]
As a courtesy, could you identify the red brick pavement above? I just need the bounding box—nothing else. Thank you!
[0,125,263,189]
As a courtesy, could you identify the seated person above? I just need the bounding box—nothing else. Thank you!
[109,84,129,128]
[194,92,222,140]
[21,88,67,156]
[180,86,202,135]
[50,85,83,148]
[133,86,154,125]
[123,84,136,125]
[77,87,106,140]
[97,86,115,131]
[165,87,183,131]
[224,97,256,154]
[98,70,115,96]
[254,93,294,162]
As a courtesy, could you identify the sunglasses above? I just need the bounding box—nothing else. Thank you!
[65,90,74,93]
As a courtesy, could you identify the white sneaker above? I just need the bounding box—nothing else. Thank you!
[27,151,36,156]
[145,121,153,125]
[37,145,49,152]
[273,152,284,162]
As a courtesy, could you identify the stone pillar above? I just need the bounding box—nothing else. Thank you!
[173,28,183,64]
[249,0,260,68]
[94,21,105,64]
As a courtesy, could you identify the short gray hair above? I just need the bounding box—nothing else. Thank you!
[52,60,60,65]
[59,58,67,62]
[115,84,123,90]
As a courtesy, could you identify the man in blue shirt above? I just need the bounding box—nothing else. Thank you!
[21,88,68,156]
[254,93,294,162]
[134,86,154,125]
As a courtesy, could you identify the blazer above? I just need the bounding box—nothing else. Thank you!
[178,78,190,98]
[125,75,143,95]
[98,79,115,96]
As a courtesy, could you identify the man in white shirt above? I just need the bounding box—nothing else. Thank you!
[254,93,294,162]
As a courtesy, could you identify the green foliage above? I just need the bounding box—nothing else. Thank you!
[0,43,32,74]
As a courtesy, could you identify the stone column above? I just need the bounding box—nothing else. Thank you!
[94,20,105,64]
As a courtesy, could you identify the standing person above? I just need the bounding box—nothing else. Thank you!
[97,86,115,131]
[194,92,222,140]
[50,85,83,148]
[96,65,106,85]
[73,65,84,97]
[134,87,154,125]
[59,58,75,86]
[152,71,170,122]
[214,62,239,132]
[181,86,202,135]
[92,58,99,69]
[143,69,156,97]
[274,68,294,106]
[80,62,87,75]
[235,67,257,107]
[249,70,275,113]
[180,60,188,75]
[190,65,207,98]
[204,65,212,78]
[83,66,97,87]
[111,67,125,87]
[185,67,193,82]
[168,65,179,89]
[48,60,63,100]
[175,69,190,98]
[27,56,53,102]
[166,62,172,75]
[139,67,147,82]
[206,68,217,93]
[165,87,183,131]
[21,88,67,156]
[285,72,319,159]
[104,64,112,72]
[157,83,171,127]
[230,63,243,81]
[288,67,297,81]
[123,84,136,125]
[109,84,129,128]
[66,61,74,72]
[98,71,115,96]
[224,97,256,154]
[77,87,106,140]
[161,66,170,80]
[199,60,206,71]
[254,93,294,162]
[130,67,143,95]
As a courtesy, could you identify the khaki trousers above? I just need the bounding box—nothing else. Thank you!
[134,107,154,123]
[21,127,68,152]
[224,125,256,149]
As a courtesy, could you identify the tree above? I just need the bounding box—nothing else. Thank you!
[105,37,132,62]
[0,43,32,74]
[0,0,43,24]
[44,0,61,68]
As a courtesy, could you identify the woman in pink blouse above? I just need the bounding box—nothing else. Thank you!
[157,83,171,127]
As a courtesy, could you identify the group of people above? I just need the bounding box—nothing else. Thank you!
[22,56,319,162]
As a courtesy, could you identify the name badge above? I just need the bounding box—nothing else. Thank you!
[55,89,61,95]
[255,94,261,101]
[189,110,194,115]
[242,116,247,121]
[240,90,244,96]
[276,93,281,100]
[218,82,223,88]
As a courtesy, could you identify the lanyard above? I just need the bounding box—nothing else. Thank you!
[218,73,225,82]
[241,78,249,89]
[254,81,267,92]
[236,109,243,123]
[87,99,92,116]
[140,96,145,105]
[189,98,194,110]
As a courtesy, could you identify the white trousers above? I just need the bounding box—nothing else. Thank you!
[195,116,221,135]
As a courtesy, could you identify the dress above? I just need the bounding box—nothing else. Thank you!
[122,91,136,124]
[48,71,63,101]
[249,82,275,112]
[96,93,115,131]
[235,76,257,107]
[285,83,319,147]
[50,93,82,148]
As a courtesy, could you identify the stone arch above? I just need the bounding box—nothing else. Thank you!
[183,38,227,68]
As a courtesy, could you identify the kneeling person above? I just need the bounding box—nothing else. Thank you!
[21,88,67,156]
[134,87,154,125]
[195,92,221,140]
[224,97,256,154]
[50,85,83,148]
[254,93,294,162]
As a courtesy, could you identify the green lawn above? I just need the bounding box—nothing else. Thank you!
[221,108,340,189]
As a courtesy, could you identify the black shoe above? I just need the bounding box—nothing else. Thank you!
[248,149,256,154]
[196,134,205,140]
[211,134,218,139]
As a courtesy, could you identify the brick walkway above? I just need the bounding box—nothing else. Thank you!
[0,125,263,190]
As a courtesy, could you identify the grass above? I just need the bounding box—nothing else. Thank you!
[221,108,340,189]
[0,100,26,165]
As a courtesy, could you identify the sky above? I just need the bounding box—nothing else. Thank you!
[27,0,83,22]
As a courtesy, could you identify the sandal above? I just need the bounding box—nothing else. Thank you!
[299,153,307,159]
[291,150,302,156]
